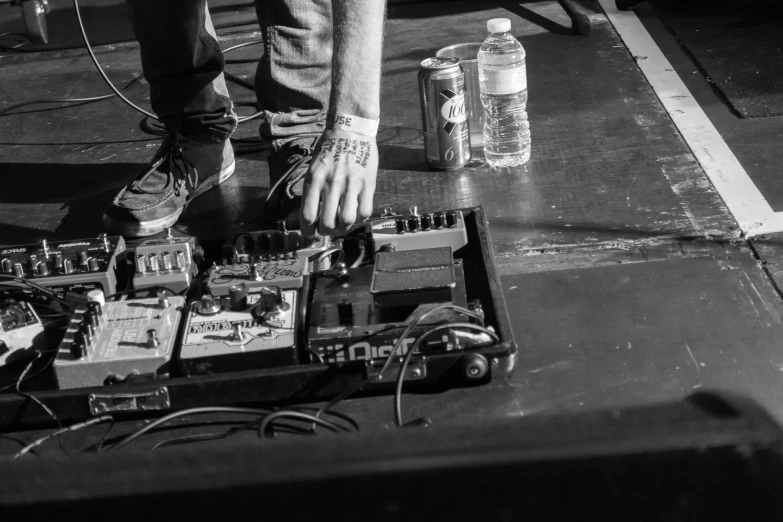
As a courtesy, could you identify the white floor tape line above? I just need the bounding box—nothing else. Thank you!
[598,0,781,238]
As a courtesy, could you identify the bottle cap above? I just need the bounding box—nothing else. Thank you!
[487,18,511,33]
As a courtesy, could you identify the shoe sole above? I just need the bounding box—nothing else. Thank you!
[103,159,236,238]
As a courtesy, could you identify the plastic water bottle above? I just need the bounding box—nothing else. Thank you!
[478,18,531,167]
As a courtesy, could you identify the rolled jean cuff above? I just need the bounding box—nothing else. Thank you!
[176,112,237,145]
[259,108,326,152]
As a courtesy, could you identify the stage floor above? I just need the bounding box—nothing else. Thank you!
[2,0,783,453]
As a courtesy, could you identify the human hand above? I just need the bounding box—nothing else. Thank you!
[300,129,378,238]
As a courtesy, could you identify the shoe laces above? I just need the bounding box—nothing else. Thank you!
[133,137,199,197]
[267,145,314,202]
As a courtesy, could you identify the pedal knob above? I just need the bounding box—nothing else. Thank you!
[135,254,147,274]
[197,295,221,315]
[420,213,432,231]
[382,207,394,217]
[433,212,445,229]
[35,262,49,276]
[407,215,420,232]
[445,211,458,228]
[235,235,249,254]
[148,253,163,272]
[157,292,170,310]
[259,233,272,251]
[395,217,407,234]
[13,263,24,278]
[221,244,237,264]
[62,258,75,274]
[52,252,63,269]
[229,284,248,309]
[87,301,103,317]
[79,322,95,346]
[28,254,37,271]
[70,335,87,360]
[174,251,186,270]
[160,252,173,271]
[88,257,100,272]
[87,309,101,330]
[1,258,11,273]
[147,329,159,349]
[78,251,90,266]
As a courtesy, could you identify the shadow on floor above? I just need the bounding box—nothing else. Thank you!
[0,162,138,243]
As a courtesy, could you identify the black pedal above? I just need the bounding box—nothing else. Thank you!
[308,252,485,363]
[231,227,332,264]
[371,246,456,307]
[0,235,125,302]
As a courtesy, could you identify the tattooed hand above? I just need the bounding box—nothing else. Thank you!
[300,128,378,238]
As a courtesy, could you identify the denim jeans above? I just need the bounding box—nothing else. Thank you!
[126,0,331,151]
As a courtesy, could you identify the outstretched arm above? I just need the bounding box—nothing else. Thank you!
[300,0,386,238]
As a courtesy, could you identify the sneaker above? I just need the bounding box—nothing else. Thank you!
[265,137,319,223]
[103,135,235,237]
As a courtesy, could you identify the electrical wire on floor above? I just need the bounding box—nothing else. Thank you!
[0,1,268,153]
[0,274,74,310]
[14,415,114,459]
[274,303,486,433]
[394,322,498,427]
[10,351,62,428]
[0,31,31,51]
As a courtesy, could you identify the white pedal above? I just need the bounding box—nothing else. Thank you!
[54,296,186,389]
[371,208,468,253]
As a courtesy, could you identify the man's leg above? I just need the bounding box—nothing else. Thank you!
[104,0,238,237]
[255,0,333,219]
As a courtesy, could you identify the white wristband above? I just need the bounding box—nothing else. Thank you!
[326,112,379,137]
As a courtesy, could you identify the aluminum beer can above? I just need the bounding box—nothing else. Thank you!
[418,57,470,170]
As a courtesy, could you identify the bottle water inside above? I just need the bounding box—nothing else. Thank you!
[478,18,531,167]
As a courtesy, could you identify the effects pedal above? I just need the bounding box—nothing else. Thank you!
[0,300,46,367]
[132,228,203,294]
[308,248,483,363]
[207,253,308,296]
[370,207,468,254]
[0,234,126,302]
[53,293,185,389]
[178,287,299,376]
[231,222,332,264]
[207,221,328,296]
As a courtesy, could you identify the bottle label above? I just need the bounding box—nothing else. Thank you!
[482,65,527,95]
